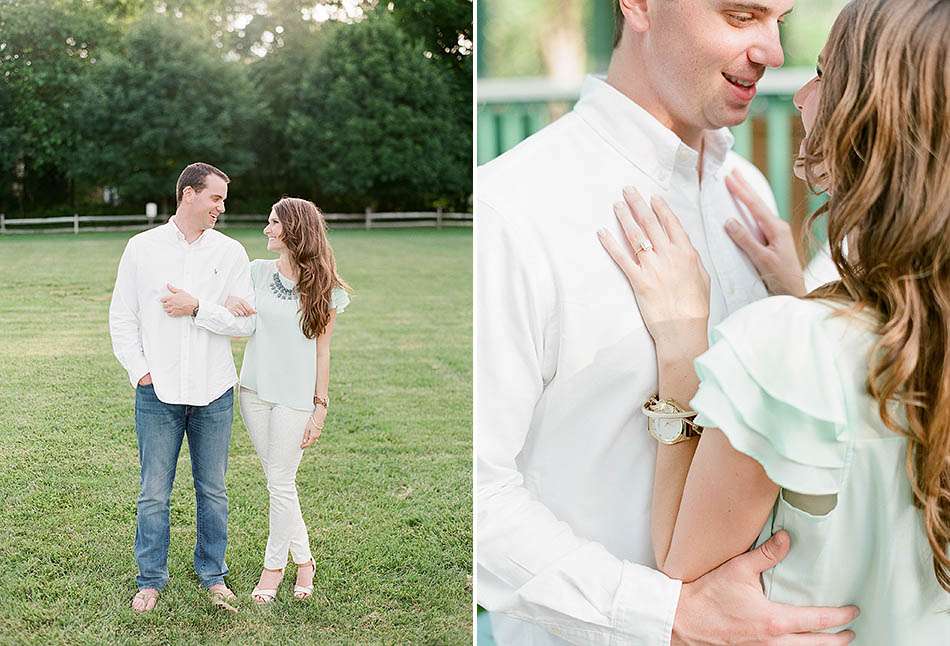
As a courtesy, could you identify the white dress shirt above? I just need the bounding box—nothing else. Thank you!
[476,76,778,645]
[109,218,256,406]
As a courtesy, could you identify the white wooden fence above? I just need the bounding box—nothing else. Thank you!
[0,210,472,235]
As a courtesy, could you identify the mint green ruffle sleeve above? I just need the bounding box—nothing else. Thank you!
[690,296,851,496]
[331,287,350,313]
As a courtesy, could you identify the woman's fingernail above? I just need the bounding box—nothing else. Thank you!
[725,219,738,231]
[597,228,606,237]
[622,186,640,200]
[612,201,627,216]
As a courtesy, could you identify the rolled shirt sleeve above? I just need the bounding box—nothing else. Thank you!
[193,242,256,338]
[476,199,681,645]
[108,239,149,387]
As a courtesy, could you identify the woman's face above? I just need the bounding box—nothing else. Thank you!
[792,55,823,182]
[263,210,286,252]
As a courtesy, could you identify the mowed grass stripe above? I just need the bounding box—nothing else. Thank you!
[0,228,472,645]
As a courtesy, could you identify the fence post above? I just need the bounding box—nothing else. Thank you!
[0,214,5,235]
[365,207,372,230]
[146,202,157,229]
[74,213,79,235]
[437,207,443,229]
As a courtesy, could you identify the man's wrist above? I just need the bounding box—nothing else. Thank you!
[670,580,695,646]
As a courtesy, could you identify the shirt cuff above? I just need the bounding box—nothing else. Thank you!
[612,562,682,646]
[193,300,215,326]
[126,355,149,388]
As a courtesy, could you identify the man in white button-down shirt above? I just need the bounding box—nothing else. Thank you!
[109,162,256,612]
[477,2,851,644]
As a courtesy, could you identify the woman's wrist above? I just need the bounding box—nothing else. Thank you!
[655,331,708,407]
[653,320,708,364]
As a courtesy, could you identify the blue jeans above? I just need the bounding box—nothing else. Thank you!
[134,384,233,590]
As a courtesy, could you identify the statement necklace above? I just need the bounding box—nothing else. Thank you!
[270,271,298,300]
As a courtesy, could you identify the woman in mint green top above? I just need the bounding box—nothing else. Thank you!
[239,260,349,411]
[227,197,350,605]
[598,0,950,642]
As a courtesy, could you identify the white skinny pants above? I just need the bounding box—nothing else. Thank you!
[238,386,314,570]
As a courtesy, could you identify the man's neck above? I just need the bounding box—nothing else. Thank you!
[605,50,706,155]
[171,212,203,244]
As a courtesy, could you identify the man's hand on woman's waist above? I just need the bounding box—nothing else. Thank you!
[672,530,859,645]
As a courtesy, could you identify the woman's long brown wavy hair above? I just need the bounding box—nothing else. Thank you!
[800,0,950,591]
[273,197,350,339]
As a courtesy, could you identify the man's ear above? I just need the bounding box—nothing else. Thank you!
[182,186,196,203]
[619,0,650,33]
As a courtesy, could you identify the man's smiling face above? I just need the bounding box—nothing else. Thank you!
[631,0,794,133]
[185,174,228,231]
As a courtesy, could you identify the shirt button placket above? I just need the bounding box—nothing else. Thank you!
[181,245,191,402]
[699,184,732,315]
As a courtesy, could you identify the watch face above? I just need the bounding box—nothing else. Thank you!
[654,418,683,443]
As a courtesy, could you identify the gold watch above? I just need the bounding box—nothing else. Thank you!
[642,396,703,444]
[313,395,328,409]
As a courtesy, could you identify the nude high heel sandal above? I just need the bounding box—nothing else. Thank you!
[293,559,315,600]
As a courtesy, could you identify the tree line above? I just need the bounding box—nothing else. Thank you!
[0,0,473,216]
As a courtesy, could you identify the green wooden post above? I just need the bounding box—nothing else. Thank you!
[586,0,615,73]
[808,193,830,244]
[807,191,828,215]
[731,121,753,159]
[766,98,792,220]
[499,108,526,154]
[731,96,766,160]
[526,103,548,138]
[477,106,497,165]
[476,0,487,77]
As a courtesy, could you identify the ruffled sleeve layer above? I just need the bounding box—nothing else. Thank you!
[690,296,851,495]
[331,287,350,313]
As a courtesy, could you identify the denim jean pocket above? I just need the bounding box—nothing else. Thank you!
[134,383,168,417]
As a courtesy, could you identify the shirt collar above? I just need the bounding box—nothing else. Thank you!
[167,215,206,246]
[573,75,735,188]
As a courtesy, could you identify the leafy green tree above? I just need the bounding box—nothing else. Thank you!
[286,15,470,211]
[239,17,327,208]
[387,0,472,72]
[78,14,260,212]
[0,0,473,216]
[387,0,473,208]
[0,0,115,213]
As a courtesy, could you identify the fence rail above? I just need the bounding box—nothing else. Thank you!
[0,210,472,235]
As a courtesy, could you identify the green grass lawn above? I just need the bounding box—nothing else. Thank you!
[0,227,472,645]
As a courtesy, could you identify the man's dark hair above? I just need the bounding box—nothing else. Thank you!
[613,2,624,49]
[176,162,230,205]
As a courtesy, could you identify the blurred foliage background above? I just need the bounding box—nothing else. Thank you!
[0,0,473,217]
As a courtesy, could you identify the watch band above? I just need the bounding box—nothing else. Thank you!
[313,395,328,409]
[642,396,703,444]
[191,302,200,318]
